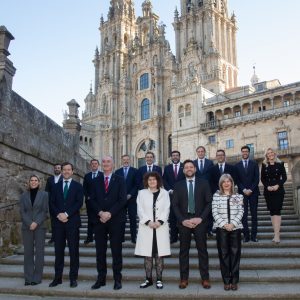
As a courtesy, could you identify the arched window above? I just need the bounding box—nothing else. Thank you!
[141,98,150,120]
[140,73,149,90]
[80,136,83,143]
[178,106,184,118]
[185,104,192,116]
[168,135,172,157]
[89,138,93,146]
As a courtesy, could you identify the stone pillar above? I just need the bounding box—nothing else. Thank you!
[63,99,81,150]
[0,26,16,103]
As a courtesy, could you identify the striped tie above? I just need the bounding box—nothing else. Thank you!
[104,176,109,193]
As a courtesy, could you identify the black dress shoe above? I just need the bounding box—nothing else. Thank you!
[49,278,62,287]
[131,239,136,244]
[113,281,122,290]
[170,238,178,244]
[243,237,250,243]
[31,281,41,286]
[70,280,78,288]
[48,239,54,245]
[251,238,259,242]
[24,282,31,286]
[84,239,93,245]
[91,280,106,289]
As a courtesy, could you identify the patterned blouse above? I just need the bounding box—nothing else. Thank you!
[212,192,244,230]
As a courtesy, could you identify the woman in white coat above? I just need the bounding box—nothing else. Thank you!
[135,171,171,289]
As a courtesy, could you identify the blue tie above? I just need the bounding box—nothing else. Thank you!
[200,160,204,173]
[124,167,128,179]
[188,180,195,214]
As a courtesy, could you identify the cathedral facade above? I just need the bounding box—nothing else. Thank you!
[80,0,300,174]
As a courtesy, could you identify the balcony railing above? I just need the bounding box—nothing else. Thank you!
[200,103,300,131]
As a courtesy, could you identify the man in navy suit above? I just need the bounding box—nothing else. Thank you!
[45,163,62,244]
[209,150,237,237]
[115,154,138,243]
[49,162,83,288]
[163,150,185,243]
[235,146,260,242]
[83,159,101,244]
[90,156,127,291]
[137,151,162,190]
[194,146,213,181]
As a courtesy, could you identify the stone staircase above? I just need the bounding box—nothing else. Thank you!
[1,183,300,299]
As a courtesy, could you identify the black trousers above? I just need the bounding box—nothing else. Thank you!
[127,198,137,241]
[178,222,209,281]
[216,228,241,285]
[169,195,178,241]
[49,216,55,240]
[54,225,80,280]
[242,194,258,239]
[85,200,94,241]
[94,220,125,282]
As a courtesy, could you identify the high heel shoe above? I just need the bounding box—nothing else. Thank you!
[140,279,153,288]
[156,280,163,289]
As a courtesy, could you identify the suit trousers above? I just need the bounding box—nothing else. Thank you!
[85,200,94,240]
[94,220,125,282]
[54,225,80,280]
[178,223,209,281]
[216,228,241,285]
[127,198,137,241]
[169,195,179,241]
[22,228,46,283]
[242,194,258,239]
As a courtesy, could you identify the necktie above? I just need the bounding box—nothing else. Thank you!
[63,181,69,201]
[200,160,204,173]
[124,167,128,179]
[244,160,248,172]
[148,166,151,172]
[188,180,195,214]
[219,164,223,174]
[174,164,178,179]
[92,172,96,179]
[104,177,109,193]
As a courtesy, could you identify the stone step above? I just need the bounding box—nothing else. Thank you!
[21,246,300,259]
[2,255,300,270]
[1,278,300,300]
[1,264,300,284]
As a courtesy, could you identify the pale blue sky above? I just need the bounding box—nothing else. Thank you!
[1,0,299,124]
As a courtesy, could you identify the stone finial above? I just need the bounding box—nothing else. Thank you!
[63,99,81,135]
[174,7,179,21]
[0,26,14,56]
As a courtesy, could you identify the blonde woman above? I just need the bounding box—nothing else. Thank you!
[212,174,243,291]
[261,148,287,243]
[19,175,48,286]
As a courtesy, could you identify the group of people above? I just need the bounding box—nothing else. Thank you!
[19,145,287,292]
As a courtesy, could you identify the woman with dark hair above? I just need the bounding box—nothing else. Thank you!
[19,175,49,286]
[212,174,244,291]
[135,171,171,289]
[261,148,287,243]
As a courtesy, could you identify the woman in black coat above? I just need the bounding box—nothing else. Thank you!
[261,148,287,243]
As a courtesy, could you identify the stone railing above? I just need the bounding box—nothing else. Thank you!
[200,120,220,131]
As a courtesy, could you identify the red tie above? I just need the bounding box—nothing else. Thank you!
[104,176,109,193]
[174,164,178,179]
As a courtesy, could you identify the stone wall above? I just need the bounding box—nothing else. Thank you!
[0,26,88,256]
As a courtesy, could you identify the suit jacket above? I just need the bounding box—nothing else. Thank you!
[115,166,138,199]
[193,158,214,181]
[45,175,62,195]
[235,159,260,196]
[163,163,185,191]
[19,190,49,230]
[49,179,83,228]
[210,163,237,194]
[137,165,163,190]
[83,171,102,201]
[89,173,127,223]
[172,178,212,224]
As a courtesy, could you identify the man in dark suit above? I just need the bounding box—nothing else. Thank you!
[90,156,127,290]
[83,159,101,244]
[163,150,185,243]
[137,151,162,190]
[49,162,83,288]
[210,149,237,194]
[194,146,213,181]
[235,145,260,242]
[172,159,212,290]
[45,163,62,244]
[115,154,138,243]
